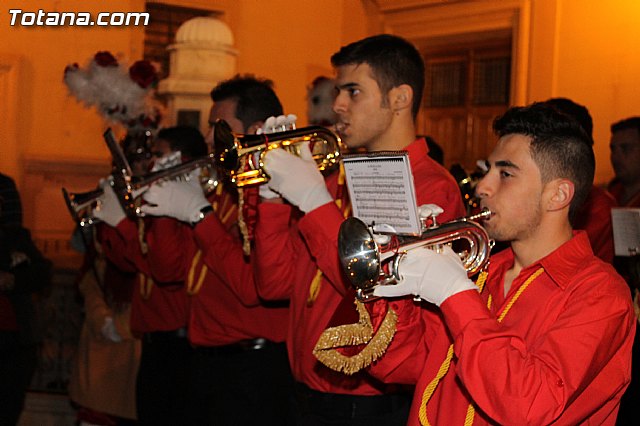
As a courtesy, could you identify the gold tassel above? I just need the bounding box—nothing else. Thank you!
[237,186,251,256]
[313,300,397,375]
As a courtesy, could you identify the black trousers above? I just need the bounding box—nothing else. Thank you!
[617,326,640,425]
[0,331,37,426]
[291,382,412,426]
[136,331,193,426]
[185,340,293,426]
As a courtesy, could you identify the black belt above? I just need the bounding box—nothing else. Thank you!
[142,327,187,343]
[195,338,273,356]
[293,382,410,418]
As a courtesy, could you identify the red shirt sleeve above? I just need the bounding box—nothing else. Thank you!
[366,298,435,385]
[193,213,263,306]
[145,217,196,284]
[253,202,301,300]
[440,272,634,425]
[298,201,351,296]
[97,219,146,274]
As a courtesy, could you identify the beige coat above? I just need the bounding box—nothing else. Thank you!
[68,260,140,420]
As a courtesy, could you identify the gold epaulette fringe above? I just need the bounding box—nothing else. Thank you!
[313,299,397,375]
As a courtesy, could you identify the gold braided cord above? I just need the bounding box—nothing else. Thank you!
[497,268,543,322]
[137,217,148,255]
[138,272,153,300]
[419,267,544,426]
[212,181,224,213]
[313,300,398,375]
[221,204,237,226]
[191,264,208,295]
[475,271,488,292]
[418,345,455,426]
[464,404,477,426]
[306,269,324,306]
[214,182,239,227]
[306,166,348,306]
[186,250,208,296]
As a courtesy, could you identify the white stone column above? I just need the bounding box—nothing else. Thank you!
[158,17,238,134]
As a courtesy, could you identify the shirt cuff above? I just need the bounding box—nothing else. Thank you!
[440,289,489,338]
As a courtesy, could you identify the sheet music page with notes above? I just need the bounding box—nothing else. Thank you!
[611,207,640,256]
[342,151,421,235]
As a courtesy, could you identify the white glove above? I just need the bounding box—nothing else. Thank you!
[259,183,281,200]
[101,316,122,343]
[262,143,333,213]
[373,246,477,306]
[371,223,398,246]
[139,169,210,224]
[93,178,127,227]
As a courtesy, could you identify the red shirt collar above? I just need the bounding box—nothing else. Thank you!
[404,137,429,159]
[492,231,594,290]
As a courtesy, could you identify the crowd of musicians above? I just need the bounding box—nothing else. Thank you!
[50,34,640,425]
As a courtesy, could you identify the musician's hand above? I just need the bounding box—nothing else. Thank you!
[259,183,282,201]
[373,246,477,306]
[262,142,332,213]
[139,171,210,224]
[101,316,122,343]
[93,178,127,227]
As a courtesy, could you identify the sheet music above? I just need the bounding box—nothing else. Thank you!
[611,207,640,256]
[342,151,420,235]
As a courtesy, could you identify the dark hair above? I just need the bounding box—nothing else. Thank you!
[156,126,208,159]
[331,34,425,119]
[210,74,283,131]
[544,97,594,142]
[493,102,595,222]
[611,116,640,134]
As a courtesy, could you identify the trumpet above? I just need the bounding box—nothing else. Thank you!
[338,209,493,302]
[62,187,104,227]
[62,158,219,226]
[213,119,341,187]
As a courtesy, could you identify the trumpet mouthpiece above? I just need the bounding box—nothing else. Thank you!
[467,208,493,222]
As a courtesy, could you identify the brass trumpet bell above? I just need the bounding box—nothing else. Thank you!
[213,119,341,187]
[63,158,219,225]
[62,187,104,227]
[338,209,493,302]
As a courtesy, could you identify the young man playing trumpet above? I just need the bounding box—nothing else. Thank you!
[253,34,465,425]
[372,103,635,425]
[93,127,208,425]
[137,75,292,425]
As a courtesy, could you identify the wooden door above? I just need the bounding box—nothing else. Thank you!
[417,40,512,172]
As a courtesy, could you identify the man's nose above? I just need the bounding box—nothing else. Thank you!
[333,93,347,115]
[475,174,492,199]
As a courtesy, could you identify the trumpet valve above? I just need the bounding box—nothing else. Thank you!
[418,204,444,230]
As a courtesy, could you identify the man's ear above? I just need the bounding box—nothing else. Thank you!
[390,84,413,112]
[546,178,575,212]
